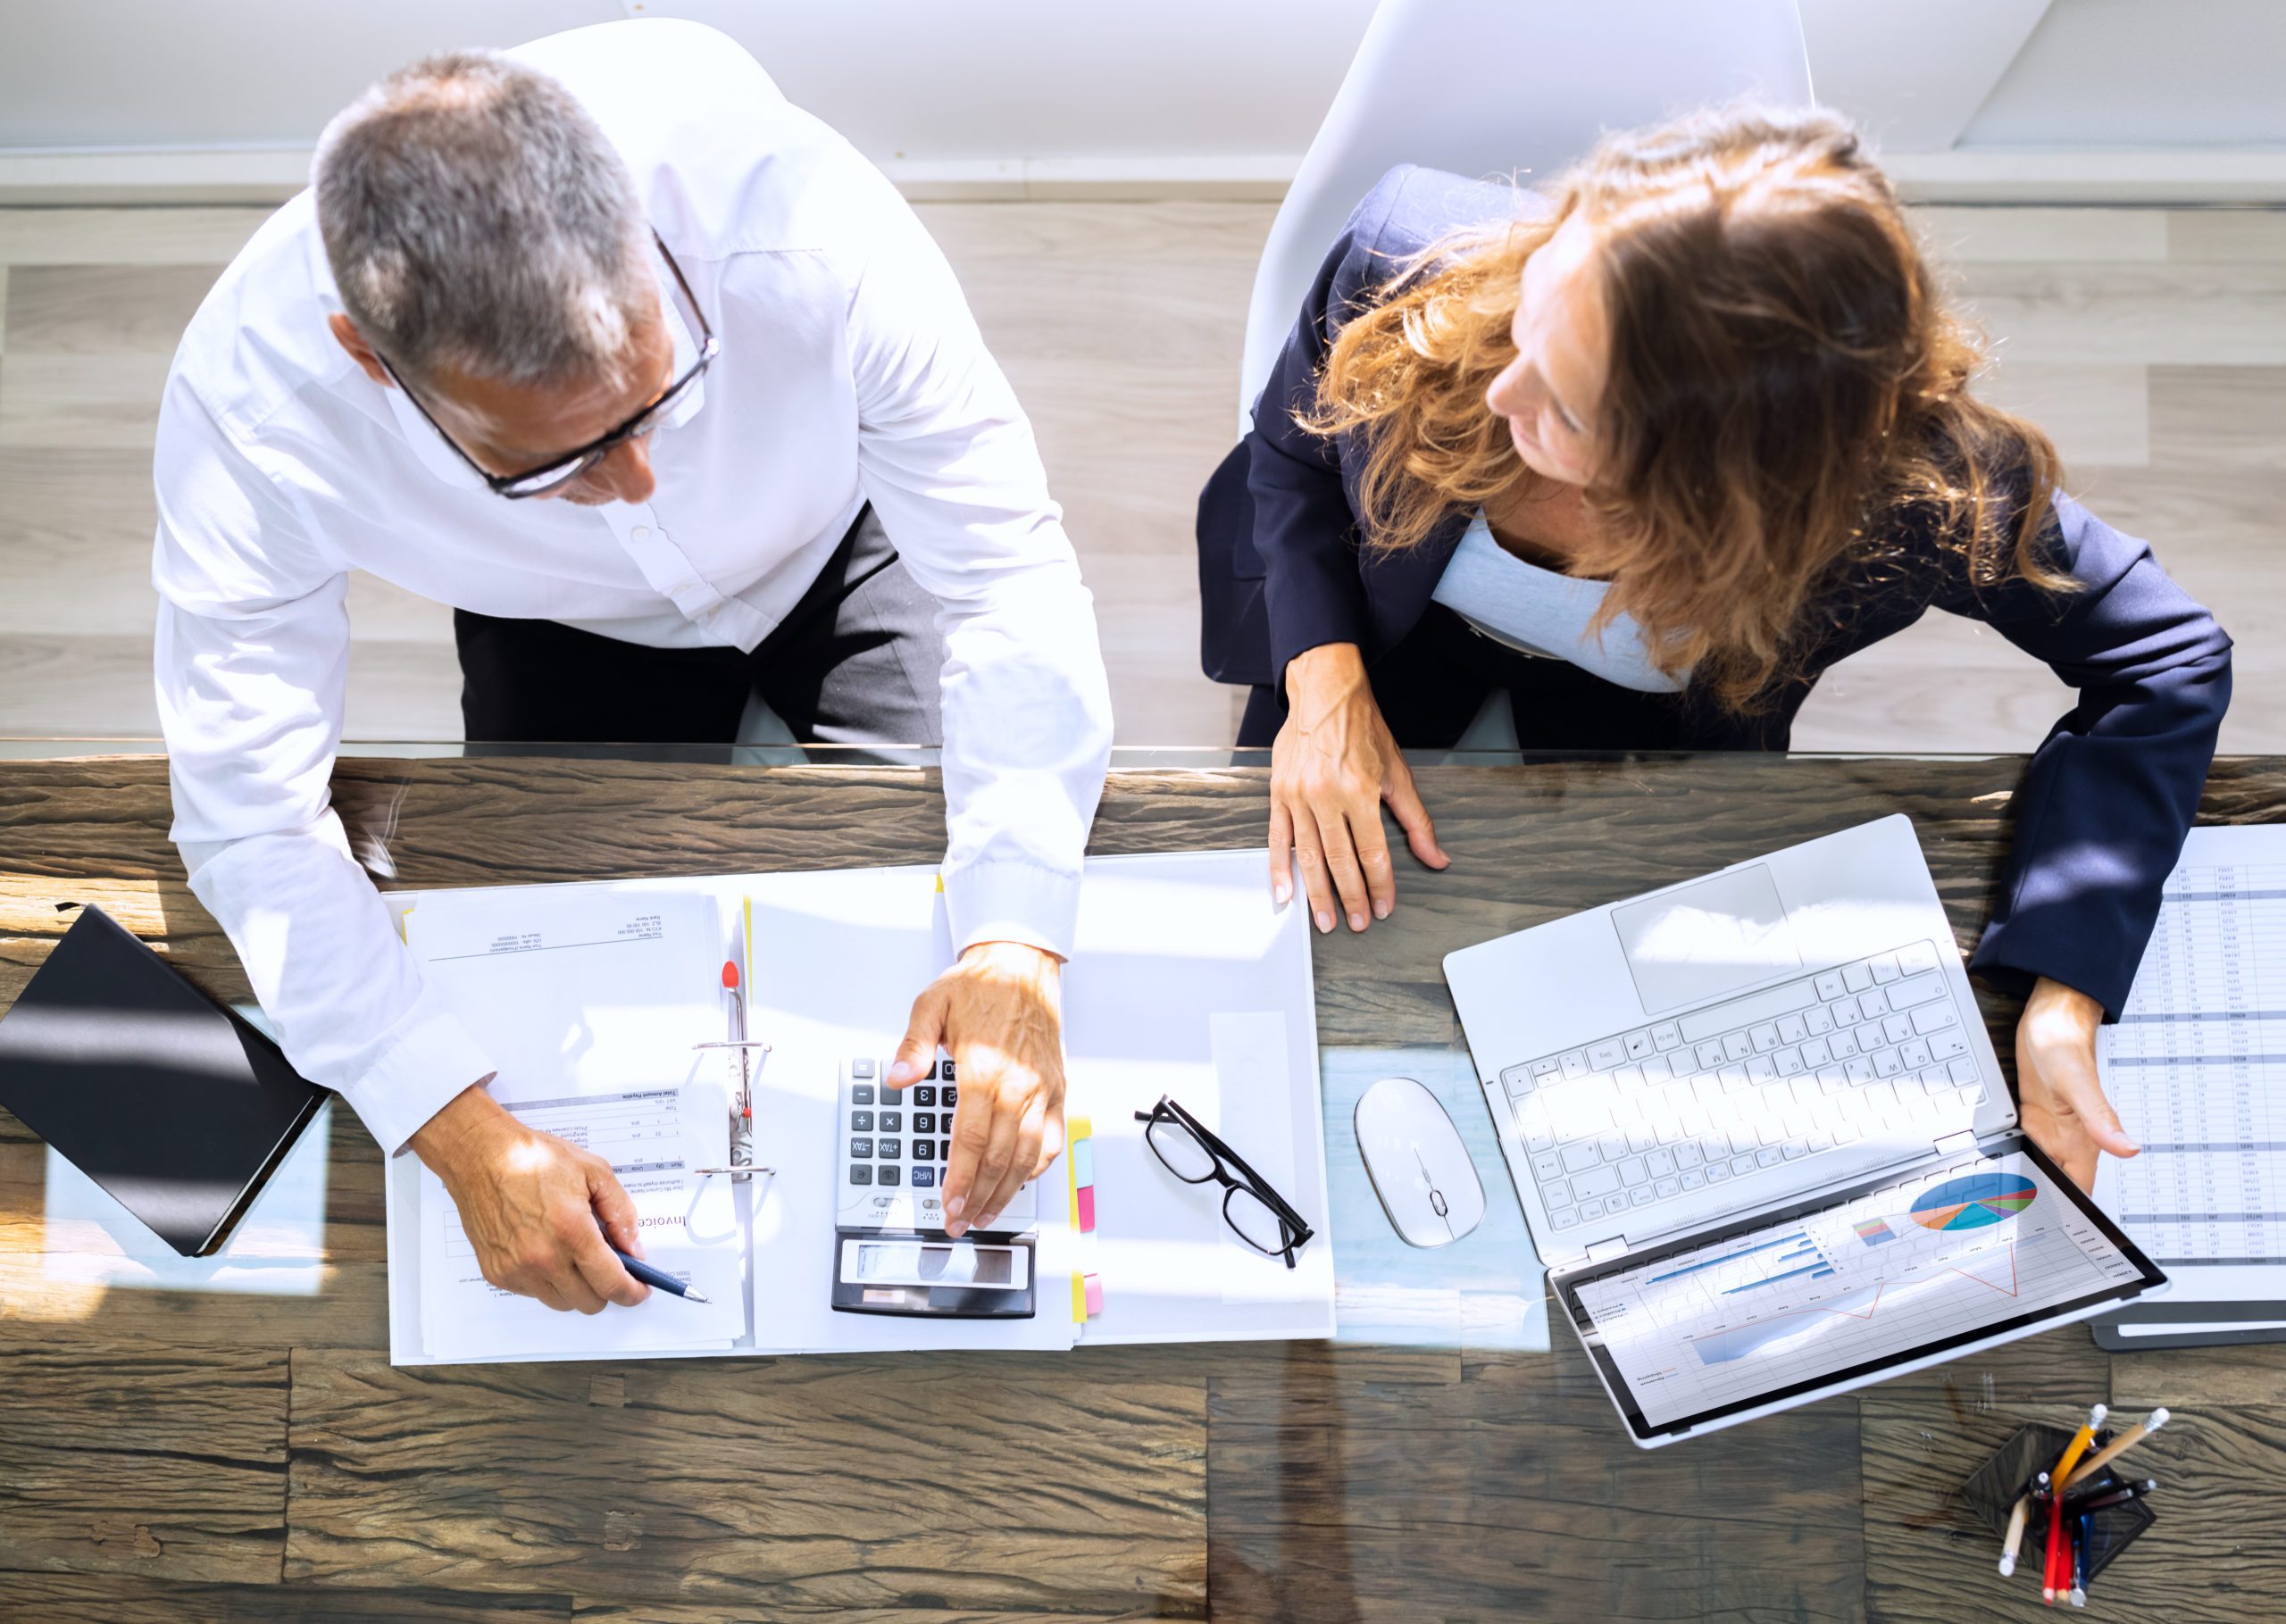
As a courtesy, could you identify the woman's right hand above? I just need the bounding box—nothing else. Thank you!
[1270,643,1450,933]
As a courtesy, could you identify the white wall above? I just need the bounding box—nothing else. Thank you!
[0,1,1375,162]
[1,1,2282,192]
[1959,0,2286,146]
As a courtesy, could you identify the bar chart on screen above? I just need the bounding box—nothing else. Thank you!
[1577,1151,2144,1426]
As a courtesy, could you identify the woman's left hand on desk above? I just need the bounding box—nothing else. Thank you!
[889,940,1067,1238]
[2015,976,2139,1192]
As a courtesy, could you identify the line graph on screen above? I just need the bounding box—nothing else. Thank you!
[1686,1242,2021,1364]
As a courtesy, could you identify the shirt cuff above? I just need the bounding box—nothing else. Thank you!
[942,857,1083,962]
[338,984,500,1155]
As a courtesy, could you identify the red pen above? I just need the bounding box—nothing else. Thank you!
[2043,1491,2067,1603]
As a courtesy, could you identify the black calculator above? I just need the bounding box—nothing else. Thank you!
[830,1054,1038,1318]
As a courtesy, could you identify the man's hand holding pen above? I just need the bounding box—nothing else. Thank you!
[408,1083,651,1313]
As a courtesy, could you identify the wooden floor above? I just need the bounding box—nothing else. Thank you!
[4,752,2284,1620]
[0,201,2282,750]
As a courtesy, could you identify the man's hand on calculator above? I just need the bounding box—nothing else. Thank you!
[889,940,1067,1237]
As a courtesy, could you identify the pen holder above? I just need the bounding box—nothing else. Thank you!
[1959,1422,2157,1586]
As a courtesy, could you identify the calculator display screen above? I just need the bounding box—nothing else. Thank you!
[854,1242,1014,1286]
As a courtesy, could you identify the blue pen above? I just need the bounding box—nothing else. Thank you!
[609,1240,709,1303]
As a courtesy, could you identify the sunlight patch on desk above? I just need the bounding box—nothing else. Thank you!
[39,1099,332,1295]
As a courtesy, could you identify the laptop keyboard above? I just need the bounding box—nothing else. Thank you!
[1498,940,1988,1238]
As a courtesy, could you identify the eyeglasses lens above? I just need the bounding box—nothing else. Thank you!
[1224,1185,1295,1253]
[1145,1113,1218,1182]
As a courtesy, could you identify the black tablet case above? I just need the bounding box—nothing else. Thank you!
[0,905,329,1256]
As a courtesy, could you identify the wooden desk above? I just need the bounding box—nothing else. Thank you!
[3,753,2281,1622]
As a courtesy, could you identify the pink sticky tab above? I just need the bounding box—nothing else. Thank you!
[1076,1185,1097,1233]
[1083,1273,1104,1316]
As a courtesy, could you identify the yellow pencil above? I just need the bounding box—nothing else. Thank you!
[2065,1407,2170,1491]
[2049,1403,2108,1487]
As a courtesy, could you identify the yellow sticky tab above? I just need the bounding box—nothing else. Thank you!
[1067,1115,1092,1143]
[935,873,945,893]
[1071,1271,1087,1323]
[1067,1152,1080,1227]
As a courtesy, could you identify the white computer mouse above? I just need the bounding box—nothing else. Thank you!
[1355,1076,1486,1248]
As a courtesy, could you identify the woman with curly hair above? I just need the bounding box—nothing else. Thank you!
[1195,106,2230,1188]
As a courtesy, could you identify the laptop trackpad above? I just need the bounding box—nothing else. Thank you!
[1612,864,1802,1015]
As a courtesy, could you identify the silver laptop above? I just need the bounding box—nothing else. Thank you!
[1446,815,2165,1446]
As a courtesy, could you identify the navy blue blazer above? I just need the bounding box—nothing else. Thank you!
[1197,164,2232,1019]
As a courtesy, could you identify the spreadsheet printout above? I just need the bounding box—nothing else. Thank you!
[1573,1148,2144,1428]
[2098,827,2286,1272]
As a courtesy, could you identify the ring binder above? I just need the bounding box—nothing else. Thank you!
[693,958,772,1181]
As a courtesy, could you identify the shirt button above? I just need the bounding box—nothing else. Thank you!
[630,524,652,541]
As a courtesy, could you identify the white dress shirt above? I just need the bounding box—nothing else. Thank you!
[151,19,1114,1154]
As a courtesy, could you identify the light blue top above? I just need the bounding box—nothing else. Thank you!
[1428,510,1685,694]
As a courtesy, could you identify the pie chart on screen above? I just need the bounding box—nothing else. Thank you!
[1909,1172,2038,1231]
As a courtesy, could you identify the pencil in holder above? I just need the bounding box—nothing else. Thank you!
[1959,1420,2156,1585]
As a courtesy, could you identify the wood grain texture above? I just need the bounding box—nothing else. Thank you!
[0,1570,1165,1624]
[0,1334,288,1583]
[0,749,2079,1058]
[2112,1338,2286,1409]
[0,1107,389,1349]
[1860,1396,2286,1622]
[9,753,2286,1620]
[283,1348,1206,1616]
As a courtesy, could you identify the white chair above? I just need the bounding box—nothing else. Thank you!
[1234,0,1812,751]
[1237,0,1815,435]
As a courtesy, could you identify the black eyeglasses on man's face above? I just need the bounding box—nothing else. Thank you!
[1134,1095,1315,1268]
[378,231,719,500]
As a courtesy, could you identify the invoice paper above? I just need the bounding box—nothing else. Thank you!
[405,887,746,1359]
[2098,826,2286,1303]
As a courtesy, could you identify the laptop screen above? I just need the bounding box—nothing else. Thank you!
[1554,1134,2165,1443]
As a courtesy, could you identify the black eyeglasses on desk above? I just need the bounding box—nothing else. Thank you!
[378,230,719,500]
[1134,1094,1315,1269]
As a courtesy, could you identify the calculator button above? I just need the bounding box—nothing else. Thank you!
[849,1165,873,1186]
[912,1166,936,1187]
[914,1112,936,1134]
[914,1140,936,1161]
[850,1084,874,1105]
[878,1166,902,1187]
[850,1111,874,1133]
[942,1086,957,1107]
[852,1059,876,1079]
[880,1111,902,1133]
[941,1060,956,1082]
[879,1138,901,1160]
[849,1137,873,1159]
[913,1086,937,1107]
[925,1059,940,1080]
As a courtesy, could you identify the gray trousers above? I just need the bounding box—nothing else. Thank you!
[455,504,947,749]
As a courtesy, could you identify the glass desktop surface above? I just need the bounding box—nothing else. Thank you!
[0,738,2250,1621]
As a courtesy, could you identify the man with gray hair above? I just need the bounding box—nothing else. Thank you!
[152,21,1114,1316]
